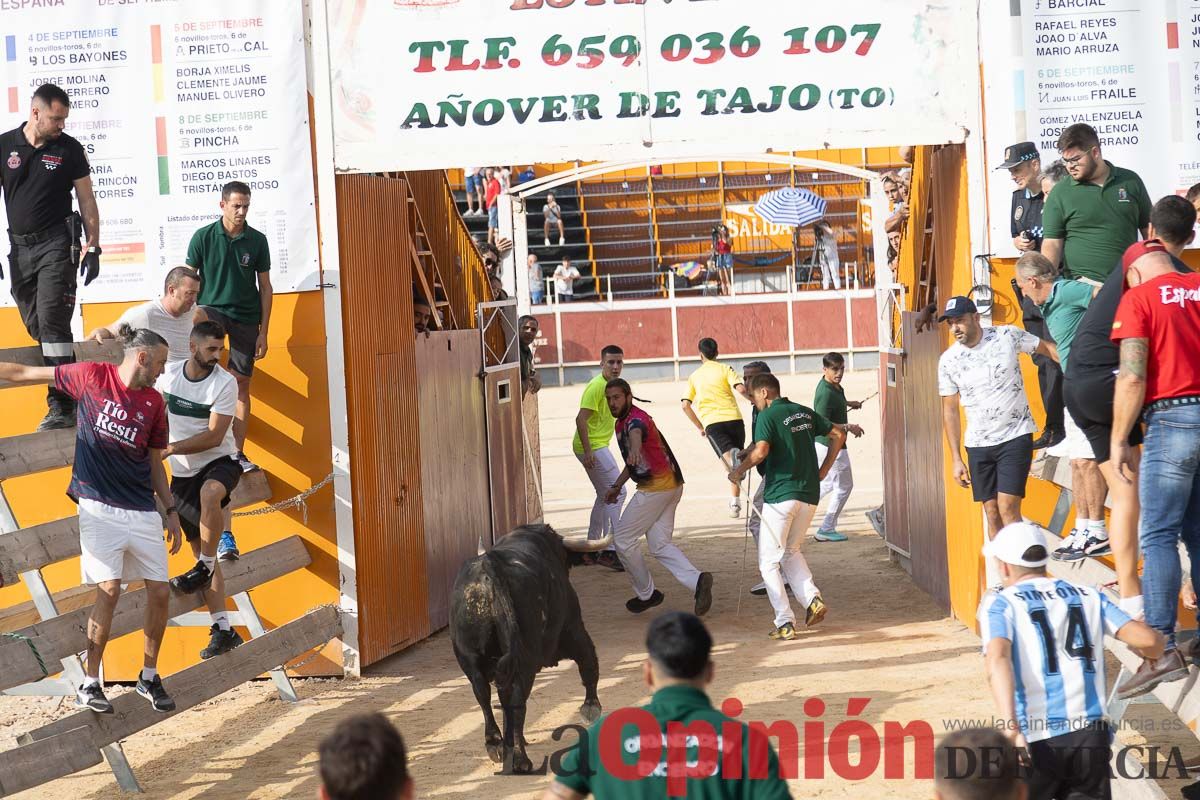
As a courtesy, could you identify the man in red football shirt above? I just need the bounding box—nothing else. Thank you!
[0,326,181,714]
[1110,241,1200,699]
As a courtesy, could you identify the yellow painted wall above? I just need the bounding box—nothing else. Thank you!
[0,291,341,679]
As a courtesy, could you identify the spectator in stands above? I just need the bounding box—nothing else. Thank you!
[711,223,733,295]
[937,296,1056,588]
[1014,252,1107,563]
[544,192,565,247]
[887,230,902,269]
[979,522,1162,800]
[89,267,201,363]
[553,256,580,303]
[413,294,433,337]
[1187,182,1200,215]
[1041,123,1152,284]
[1063,196,1196,621]
[528,253,544,305]
[485,167,501,246]
[481,242,501,279]
[518,315,541,397]
[319,713,413,800]
[463,167,482,216]
[933,729,1023,800]
[812,220,841,290]
[1110,241,1200,699]
[884,173,909,235]
[0,327,179,714]
[498,165,512,192]
[682,338,750,519]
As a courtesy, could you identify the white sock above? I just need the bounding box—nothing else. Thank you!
[984,554,1003,589]
[1076,519,1094,533]
[199,553,216,571]
[1118,595,1145,621]
[82,675,100,688]
[211,611,231,632]
[1088,519,1108,537]
[140,667,157,682]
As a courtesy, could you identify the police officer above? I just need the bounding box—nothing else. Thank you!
[998,140,1064,450]
[0,83,101,430]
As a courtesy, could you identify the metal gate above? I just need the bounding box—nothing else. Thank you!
[479,299,528,543]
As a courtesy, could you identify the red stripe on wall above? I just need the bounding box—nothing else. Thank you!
[1166,22,1179,49]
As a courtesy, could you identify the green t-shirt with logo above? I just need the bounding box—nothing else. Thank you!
[812,379,847,448]
[573,373,616,455]
[1040,163,1151,282]
[1037,278,1094,372]
[554,685,791,800]
[754,397,832,505]
[186,219,272,324]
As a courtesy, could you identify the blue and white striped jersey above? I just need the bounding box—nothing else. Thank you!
[978,577,1131,743]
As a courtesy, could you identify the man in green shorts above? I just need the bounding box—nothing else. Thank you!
[572,344,625,569]
[731,373,846,640]
[186,180,272,475]
[542,612,791,800]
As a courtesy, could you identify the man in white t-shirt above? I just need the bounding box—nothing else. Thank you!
[89,266,201,362]
[937,296,1056,587]
[553,257,581,303]
[156,320,245,660]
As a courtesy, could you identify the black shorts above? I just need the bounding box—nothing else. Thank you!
[1063,371,1144,465]
[965,434,1033,502]
[200,306,259,377]
[171,456,242,542]
[705,419,745,455]
[1027,722,1112,800]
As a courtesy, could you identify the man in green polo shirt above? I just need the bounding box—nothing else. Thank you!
[186,180,272,476]
[572,344,625,569]
[1041,123,1151,284]
[730,373,846,640]
[810,352,866,543]
[543,612,791,800]
[1014,251,1108,565]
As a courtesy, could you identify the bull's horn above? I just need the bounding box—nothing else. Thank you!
[562,533,614,553]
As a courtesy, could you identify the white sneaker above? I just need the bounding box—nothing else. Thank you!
[559,236,566,246]
[544,237,551,247]
[729,499,741,518]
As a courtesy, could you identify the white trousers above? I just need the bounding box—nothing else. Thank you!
[614,485,701,600]
[813,444,854,533]
[576,449,623,549]
[748,477,766,542]
[758,499,821,627]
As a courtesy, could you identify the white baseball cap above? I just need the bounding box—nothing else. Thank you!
[984,522,1051,567]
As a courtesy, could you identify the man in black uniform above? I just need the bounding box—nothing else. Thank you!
[0,84,101,430]
[998,140,1064,449]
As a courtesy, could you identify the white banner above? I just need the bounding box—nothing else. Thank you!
[0,0,319,306]
[328,0,978,172]
[981,0,1200,257]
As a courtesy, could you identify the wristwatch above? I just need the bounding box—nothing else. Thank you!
[87,246,101,255]
[165,506,178,515]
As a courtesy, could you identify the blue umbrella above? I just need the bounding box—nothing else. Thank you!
[753,188,827,227]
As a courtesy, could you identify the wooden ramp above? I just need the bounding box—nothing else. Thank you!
[0,340,342,795]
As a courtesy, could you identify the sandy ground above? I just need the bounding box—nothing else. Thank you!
[2,369,1192,798]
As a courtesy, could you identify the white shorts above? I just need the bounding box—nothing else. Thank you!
[1062,411,1096,460]
[78,498,169,584]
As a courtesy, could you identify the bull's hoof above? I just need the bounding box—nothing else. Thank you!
[486,739,504,763]
[580,700,602,723]
[509,750,534,774]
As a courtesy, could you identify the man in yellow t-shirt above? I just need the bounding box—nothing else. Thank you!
[572,344,625,569]
[681,338,751,518]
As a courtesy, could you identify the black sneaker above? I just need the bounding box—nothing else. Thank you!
[75,682,113,713]
[1051,529,1086,562]
[694,572,714,616]
[593,551,625,572]
[36,409,75,431]
[170,560,213,594]
[201,624,244,659]
[625,590,665,614]
[1082,532,1112,557]
[235,451,260,473]
[136,674,176,712]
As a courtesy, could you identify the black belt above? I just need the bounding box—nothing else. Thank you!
[8,217,72,246]
[1147,395,1200,413]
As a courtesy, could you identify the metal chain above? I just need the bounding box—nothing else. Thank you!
[232,472,334,526]
[2,631,48,677]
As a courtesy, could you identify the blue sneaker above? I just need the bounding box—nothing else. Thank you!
[814,530,848,542]
[217,531,240,562]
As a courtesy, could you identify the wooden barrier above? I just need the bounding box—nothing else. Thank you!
[0,340,341,794]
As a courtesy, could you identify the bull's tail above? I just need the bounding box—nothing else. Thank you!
[481,559,524,686]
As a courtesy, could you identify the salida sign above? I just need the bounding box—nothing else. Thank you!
[329,0,976,171]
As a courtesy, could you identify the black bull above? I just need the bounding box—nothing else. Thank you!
[450,524,610,773]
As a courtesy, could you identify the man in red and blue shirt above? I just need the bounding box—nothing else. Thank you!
[0,327,181,714]
[603,379,713,617]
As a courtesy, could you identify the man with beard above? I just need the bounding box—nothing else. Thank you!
[937,296,1057,588]
[156,321,245,660]
[604,379,713,616]
[518,315,541,396]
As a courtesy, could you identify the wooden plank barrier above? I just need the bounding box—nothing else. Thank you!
[0,727,103,797]
[0,341,122,388]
